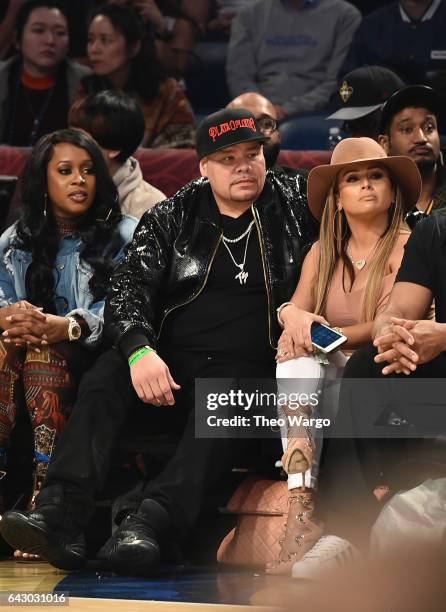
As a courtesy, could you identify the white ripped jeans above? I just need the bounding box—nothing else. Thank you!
[276,351,348,490]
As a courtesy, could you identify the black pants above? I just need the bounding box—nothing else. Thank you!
[42,346,276,542]
[317,344,446,548]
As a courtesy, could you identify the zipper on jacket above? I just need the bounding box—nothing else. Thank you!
[156,232,223,339]
[252,204,274,349]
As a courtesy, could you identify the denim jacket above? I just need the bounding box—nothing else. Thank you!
[0,215,137,347]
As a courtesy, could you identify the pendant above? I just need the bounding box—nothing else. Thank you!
[355,259,366,271]
[235,270,249,284]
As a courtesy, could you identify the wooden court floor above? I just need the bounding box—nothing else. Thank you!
[0,560,290,611]
[2,556,445,612]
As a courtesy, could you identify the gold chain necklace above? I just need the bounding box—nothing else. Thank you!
[347,239,380,271]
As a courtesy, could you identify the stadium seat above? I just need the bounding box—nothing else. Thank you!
[279,114,344,151]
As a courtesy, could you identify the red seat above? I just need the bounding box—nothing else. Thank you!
[0,146,331,228]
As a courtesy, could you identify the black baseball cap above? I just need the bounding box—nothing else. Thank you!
[196,108,268,160]
[327,66,405,121]
[380,85,440,132]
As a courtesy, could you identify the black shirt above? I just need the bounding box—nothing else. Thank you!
[396,211,446,323]
[405,165,446,229]
[159,208,273,363]
[4,63,69,146]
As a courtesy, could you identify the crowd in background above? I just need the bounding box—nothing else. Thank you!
[0,0,445,585]
[1,0,446,148]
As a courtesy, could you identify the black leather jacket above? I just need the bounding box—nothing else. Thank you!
[106,171,318,358]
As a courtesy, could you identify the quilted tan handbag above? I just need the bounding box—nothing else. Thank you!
[217,476,288,567]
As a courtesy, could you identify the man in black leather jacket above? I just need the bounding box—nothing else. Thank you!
[0,108,318,576]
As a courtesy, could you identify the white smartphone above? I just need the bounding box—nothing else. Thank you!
[311,322,347,354]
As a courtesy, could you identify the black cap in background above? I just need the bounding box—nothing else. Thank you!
[379,85,440,132]
[327,66,405,121]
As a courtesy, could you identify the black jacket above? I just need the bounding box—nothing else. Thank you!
[105,170,318,359]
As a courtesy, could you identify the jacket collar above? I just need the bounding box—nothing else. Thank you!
[399,0,441,22]
[0,56,19,106]
[113,157,142,202]
[195,175,275,228]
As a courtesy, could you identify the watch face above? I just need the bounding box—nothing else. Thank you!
[69,319,82,340]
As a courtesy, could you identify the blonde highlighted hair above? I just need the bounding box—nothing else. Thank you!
[314,175,406,322]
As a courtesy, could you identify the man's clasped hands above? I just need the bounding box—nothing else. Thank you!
[374,317,446,375]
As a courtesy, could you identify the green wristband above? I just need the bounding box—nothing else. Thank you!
[128,346,155,367]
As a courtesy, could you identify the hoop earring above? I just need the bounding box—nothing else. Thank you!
[332,207,347,241]
[43,194,48,218]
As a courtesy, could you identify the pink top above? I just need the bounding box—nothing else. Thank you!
[307,241,397,326]
[324,264,397,326]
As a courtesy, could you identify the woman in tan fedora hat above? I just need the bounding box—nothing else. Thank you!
[267,137,421,575]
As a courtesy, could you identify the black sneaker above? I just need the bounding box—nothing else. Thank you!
[97,498,170,577]
[0,506,86,571]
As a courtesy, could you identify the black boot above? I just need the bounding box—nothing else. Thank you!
[97,498,170,577]
[0,485,91,571]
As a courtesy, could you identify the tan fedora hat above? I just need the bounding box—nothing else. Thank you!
[307,137,422,221]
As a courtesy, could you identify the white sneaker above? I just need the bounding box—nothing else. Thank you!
[291,535,358,579]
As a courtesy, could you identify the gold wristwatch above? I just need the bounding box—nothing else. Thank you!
[67,316,82,341]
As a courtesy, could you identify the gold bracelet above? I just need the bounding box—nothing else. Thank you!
[276,302,295,328]
[333,326,345,337]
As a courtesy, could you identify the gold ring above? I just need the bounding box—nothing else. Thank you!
[277,348,288,357]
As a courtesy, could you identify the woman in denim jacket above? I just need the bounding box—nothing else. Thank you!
[0,129,137,531]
